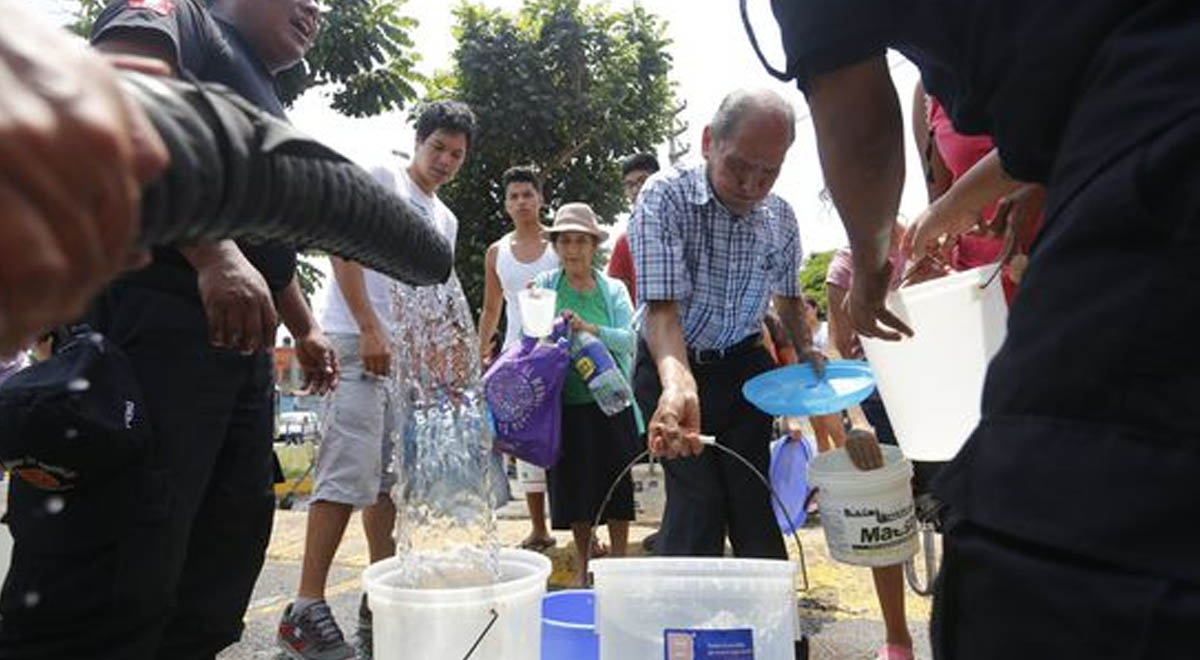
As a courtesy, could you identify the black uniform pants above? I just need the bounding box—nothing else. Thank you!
[634,338,786,559]
[0,285,276,660]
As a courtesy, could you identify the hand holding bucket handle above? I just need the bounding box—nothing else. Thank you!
[648,385,703,459]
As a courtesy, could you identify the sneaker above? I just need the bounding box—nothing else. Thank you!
[277,601,356,660]
[355,594,373,660]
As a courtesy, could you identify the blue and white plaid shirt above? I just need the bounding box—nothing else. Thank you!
[629,162,802,351]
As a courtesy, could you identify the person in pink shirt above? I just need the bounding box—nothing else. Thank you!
[909,83,1046,301]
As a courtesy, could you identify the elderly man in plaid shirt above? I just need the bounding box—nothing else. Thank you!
[629,88,824,558]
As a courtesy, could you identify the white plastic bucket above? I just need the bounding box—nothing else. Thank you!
[364,548,551,660]
[860,264,1007,460]
[518,288,557,338]
[591,557,798,659]
[808,445,918,567]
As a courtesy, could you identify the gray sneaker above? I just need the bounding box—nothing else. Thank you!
[355,594,373,660]
[277,601,356,660]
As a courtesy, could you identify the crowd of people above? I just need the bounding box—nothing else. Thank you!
[0,0,1197,658]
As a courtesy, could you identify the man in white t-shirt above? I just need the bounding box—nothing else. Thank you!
[280,102,477,660]
[478,166,560,552]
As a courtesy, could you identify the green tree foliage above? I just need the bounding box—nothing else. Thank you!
[799,250,836,316]
[427,0,676,315]
[68,0,425,301]
[275,0,423,116]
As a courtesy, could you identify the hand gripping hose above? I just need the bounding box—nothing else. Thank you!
[120,71,452,286]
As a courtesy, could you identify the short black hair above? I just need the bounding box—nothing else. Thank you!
[621,153,660,177]
[414,101,477,150]
[502,165,543,196]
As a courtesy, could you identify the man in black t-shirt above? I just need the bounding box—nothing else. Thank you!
[760,1,1200,657]
[0,1,334,659]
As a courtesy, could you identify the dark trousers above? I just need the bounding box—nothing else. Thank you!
[0,285,276,659]
[633,338,785,559]
[932,523,1200,659]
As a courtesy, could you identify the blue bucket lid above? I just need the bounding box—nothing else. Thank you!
[742,360,876,416]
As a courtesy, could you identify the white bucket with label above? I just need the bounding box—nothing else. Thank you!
[860,264,1008,461]
[591,557,798,659]
[807,445,918,567]
[364,548,551,660]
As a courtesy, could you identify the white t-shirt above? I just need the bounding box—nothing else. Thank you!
[321,166,459,335]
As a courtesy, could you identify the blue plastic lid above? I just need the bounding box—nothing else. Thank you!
[742,360,876,416]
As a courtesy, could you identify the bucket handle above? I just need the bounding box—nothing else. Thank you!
[590,436,810,592]
[461,608,500,660]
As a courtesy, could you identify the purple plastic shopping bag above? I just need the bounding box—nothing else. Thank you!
[482,322,570,468]
[769,435,814,533]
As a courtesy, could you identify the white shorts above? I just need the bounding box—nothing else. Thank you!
[516,459,546,494]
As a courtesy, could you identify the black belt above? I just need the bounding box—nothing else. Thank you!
[688,333,763,365]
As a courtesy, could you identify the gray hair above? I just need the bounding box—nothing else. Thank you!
[710,89,796,145]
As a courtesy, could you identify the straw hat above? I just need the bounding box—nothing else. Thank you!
[544,203,609,243]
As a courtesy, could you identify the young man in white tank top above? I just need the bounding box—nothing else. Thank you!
[478,166,559,551]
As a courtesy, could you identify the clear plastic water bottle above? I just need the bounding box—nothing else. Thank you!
[570,330,633,416]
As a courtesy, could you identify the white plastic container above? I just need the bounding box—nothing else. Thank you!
[860,264,1007,461]
[807,445,918,567]
[364,548,551,660]
[517,288,557,338]
[591,557,798,659]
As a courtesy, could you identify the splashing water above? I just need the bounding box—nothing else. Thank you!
[387,272,502,587]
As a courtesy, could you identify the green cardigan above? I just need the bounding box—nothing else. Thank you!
[532,267,644,433]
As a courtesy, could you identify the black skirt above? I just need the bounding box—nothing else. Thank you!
[547,402,640,529]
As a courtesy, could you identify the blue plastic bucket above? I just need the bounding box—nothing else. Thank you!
[541,590,598,660]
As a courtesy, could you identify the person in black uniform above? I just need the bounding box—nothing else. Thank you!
[755,0,1200,657]
[0,1,334,659]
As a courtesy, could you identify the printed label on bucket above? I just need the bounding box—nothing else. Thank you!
[821,495,918,564]
[664,628,754,659]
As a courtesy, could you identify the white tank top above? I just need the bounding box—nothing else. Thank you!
[496,235,559,349]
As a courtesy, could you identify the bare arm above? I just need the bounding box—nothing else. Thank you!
[277,275,337,394]
[330,256,391,376]
[773,296,816,355]
[901,148,1022,262]
[477,243,504,363]
[911,81,953,204]
[825,283,857,360]
[808,56,910,340]
[826,283,874,431]
[643,301,701,458]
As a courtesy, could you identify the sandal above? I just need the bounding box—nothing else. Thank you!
[589,536,609,559]
[877,644,914,660]
[518,535,557,552]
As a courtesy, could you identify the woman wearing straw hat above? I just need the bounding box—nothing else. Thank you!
[531,203,644,586]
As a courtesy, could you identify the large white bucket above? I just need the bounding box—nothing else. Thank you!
[808,445,918,567]
[591,557,798,659]
[364,548,551,660]
[861,264,1008,461]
